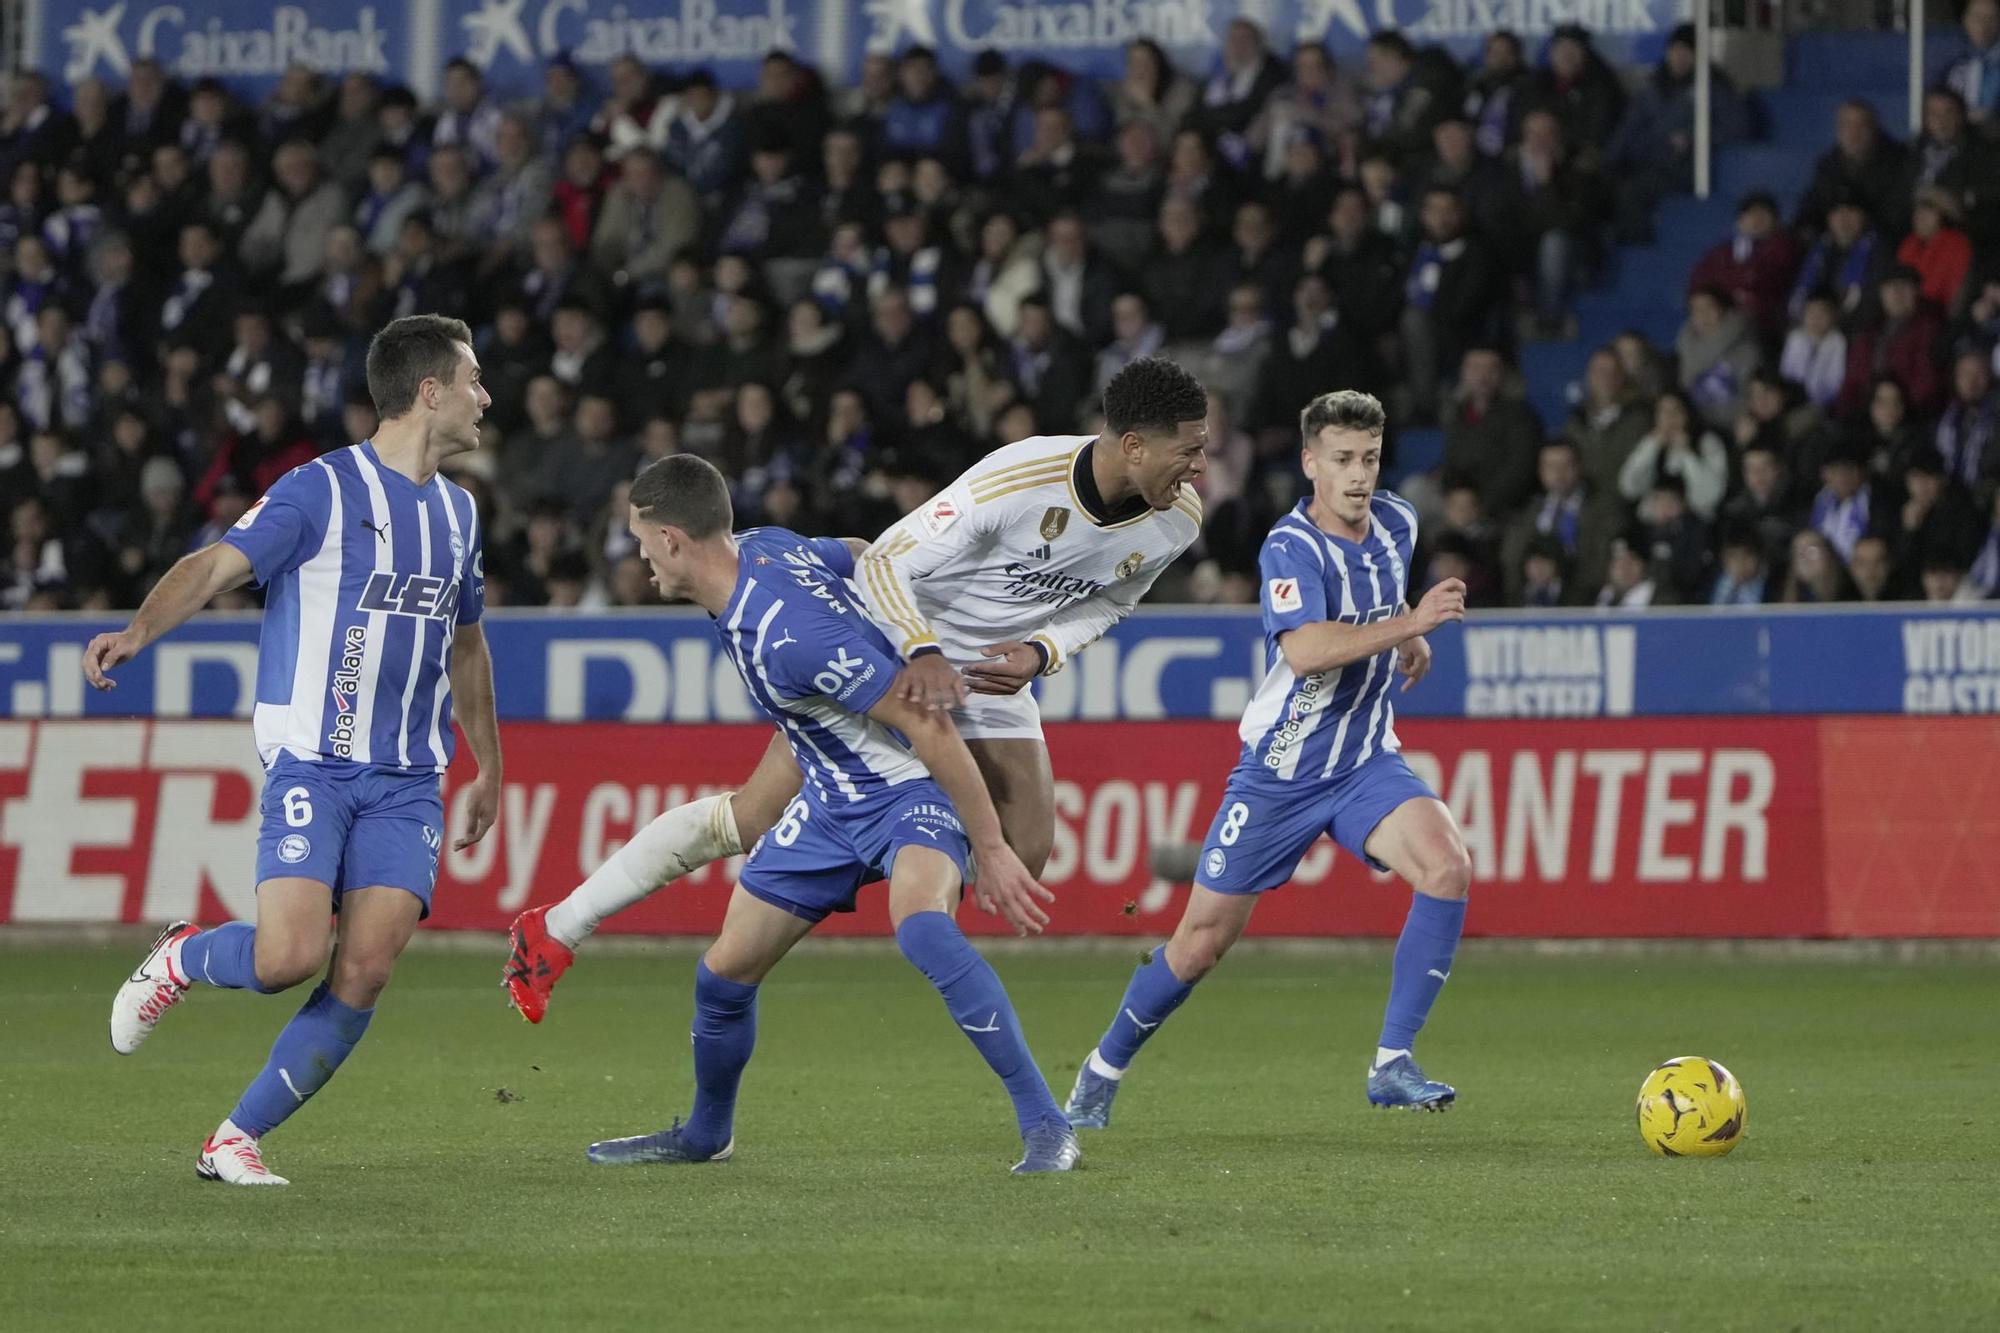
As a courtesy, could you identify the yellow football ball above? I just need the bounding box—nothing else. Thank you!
[1635,1056,1747,1157]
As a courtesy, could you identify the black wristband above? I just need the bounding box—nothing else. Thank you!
[910,645,945,660]
[1029,641,1051,674]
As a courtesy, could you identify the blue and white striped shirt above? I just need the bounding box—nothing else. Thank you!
[1238,494,1418,782]
[718,528,924,804]
[222,440,484,773]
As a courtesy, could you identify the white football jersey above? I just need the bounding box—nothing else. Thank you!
[857,435,1202,673]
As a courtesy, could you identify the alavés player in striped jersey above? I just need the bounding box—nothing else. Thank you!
[87,316,503,1186]
[1064,389,1475,1128]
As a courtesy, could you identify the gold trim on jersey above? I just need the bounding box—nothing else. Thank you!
[970,466,1069,503]
[859,549,936,651]
[969,450,1075,491]
[1172,487,1203,525]
[1030,632,1064,675]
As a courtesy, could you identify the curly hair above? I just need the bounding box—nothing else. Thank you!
[1101,356,1208,438]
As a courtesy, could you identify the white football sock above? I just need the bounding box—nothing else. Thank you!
[545,793,742,949]
[1086,1049,1126,1081]
[1373,1046,1411,1071]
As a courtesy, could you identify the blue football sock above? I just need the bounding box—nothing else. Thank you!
[178,921,268,992]
[1095,949,1197,1070]
[1378,892,1468,1054]
[230,984,373,1136]
[685,961,759,1153]
[895,911,1061,1135]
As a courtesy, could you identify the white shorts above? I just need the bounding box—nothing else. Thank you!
[949,689,1044,742]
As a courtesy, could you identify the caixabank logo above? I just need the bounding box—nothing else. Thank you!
[459,0,800,72]
[62,4,392,81]
[862,0,1220,56]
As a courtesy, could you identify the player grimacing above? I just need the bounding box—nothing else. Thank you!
[582,456,1078,1172]
[1064,390,1475,1128]
[93,316,501,1185]
[503,358,1210,1017]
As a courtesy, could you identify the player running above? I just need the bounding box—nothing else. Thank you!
[582,455,1078,1173]
[1063,390,1473,1128]
[90,316,501,1186]
[504,357,1210,1020]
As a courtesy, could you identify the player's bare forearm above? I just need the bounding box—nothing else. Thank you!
[128,543,254,650]
[1278,617,1426,677]
[450,623,503,779]
[868,692,1004,849]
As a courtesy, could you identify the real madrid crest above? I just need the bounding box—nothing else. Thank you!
[1039,506,1070,542]
[1116,551,1144,580]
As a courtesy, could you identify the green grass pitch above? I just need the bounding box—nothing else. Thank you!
[3,940,1996,1331]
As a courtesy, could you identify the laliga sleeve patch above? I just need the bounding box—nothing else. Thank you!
[917,496,960,538]
[1267,577,1303,613]
[233,497,268,530]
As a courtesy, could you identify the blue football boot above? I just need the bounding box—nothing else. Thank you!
[587,1118,735,1165]
[1012,1119,1082,1174]
[1366,1053,1456,1111]
[1063,1053,1121,1129]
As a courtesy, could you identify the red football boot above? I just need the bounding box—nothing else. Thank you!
[503,906,574,1024]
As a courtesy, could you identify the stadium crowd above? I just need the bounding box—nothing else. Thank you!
[2,5,2000,613]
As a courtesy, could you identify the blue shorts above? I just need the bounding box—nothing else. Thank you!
[739,780,972,925]
[1197,751,1437,895]
[254,754,445,918]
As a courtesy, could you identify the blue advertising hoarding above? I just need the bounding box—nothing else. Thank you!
[5,606,1996,723]
[29,0,1685,101]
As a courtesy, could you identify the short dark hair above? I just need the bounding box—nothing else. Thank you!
[1102,357,1207,437]
[365,314,473,420]
[1300,389,1387,443]
[630,455,733,539]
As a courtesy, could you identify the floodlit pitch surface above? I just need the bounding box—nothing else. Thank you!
[4,941,1995,1330]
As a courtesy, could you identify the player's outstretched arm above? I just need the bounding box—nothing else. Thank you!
[1278,578,1467,678]
[450,622,503,849]
[866,690,1054,936]
[82,542,255,690]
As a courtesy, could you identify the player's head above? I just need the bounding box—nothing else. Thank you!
[1100,356,1209,510]
[1299,390,1387,528]
[628,454,735,601]
[366,314,485,455]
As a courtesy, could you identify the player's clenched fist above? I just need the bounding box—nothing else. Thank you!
[82,630,144,690]
[1413,577,1467,632]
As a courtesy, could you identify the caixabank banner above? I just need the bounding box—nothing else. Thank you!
[4,716,1995,937]
[29,0,1685,102]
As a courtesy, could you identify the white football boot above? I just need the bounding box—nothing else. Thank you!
[196,1120,289,1186]
[109,921,200,1054]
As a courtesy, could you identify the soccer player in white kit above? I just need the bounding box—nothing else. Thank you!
[505,357,1210,1020]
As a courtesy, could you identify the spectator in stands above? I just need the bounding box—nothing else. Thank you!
[1892,446,1982,580]
[1848,533,1900,601]
[1735,368,1824,480]
[1254,45,1361,187]
[1250,271,1365,440]
[1361,32,1439,161]
[1431,479,1504,605]
[937,303,1011,441]
[882,48,967,173]
[1809,436,1876,563]
[1942,0,2000,128]
[1562,344,1651,495]
[665,71,745,208]
[469,113,555,278]
[1722,440,1797,561]
[1094,292,1164,398]
[1910,90,1999,244]
[1790,196,1888,327]
[432,59,503,170]
[1303,184,1403,345]
[193,393,316,519]
[1619,387,1730,520]
[1527,25,1625,154]
[1679,286,1762,431]
[532,56,598,163]
[1710,525,1772,604]
[355,145,428,258]
[1143,196,1225,342]
[1968,487,2000,595]
[1781,528,1851,602]
[1690,192,1803,342]
[1113,39,1197,146]
[1502,437,1618,604]
[214,306,303,436]
[1854,373,1924,477]
[1462,30,1530,158]
[1199,19,1288,149]
[1401,187,1499,423]
[1837,266,1945,416]
[1780,290,1850,409]
[82,231,154,378]
[1797,100,1912,237]
[240,140,347,308]
[965,211,1041,340]
[1935,349,1998,491]
[1487,107,1606,339]
[17,305,90,433]
[1898,186,1974,310]
[1007,294,1089,434]
[591,148,698,298]
[1608,23,1748,243]
[1596,529,1657,608]
[1408,116,1498,232]
[1440,345,1542,517]
[1037,211,1119,347]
